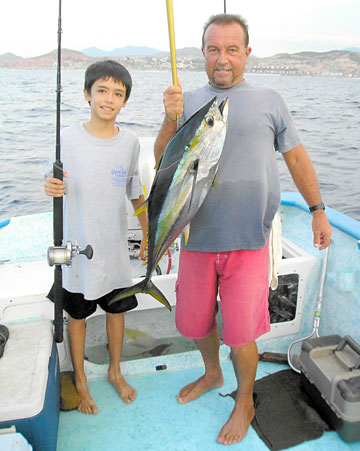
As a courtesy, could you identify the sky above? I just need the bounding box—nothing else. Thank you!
[1,0,359,58]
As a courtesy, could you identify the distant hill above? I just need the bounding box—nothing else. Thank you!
[345,47,360,53]
[0,52,23,63]
[0,47,359,77]
[156,47,203,59]
[82,46,164,57]
[0,49,93,69]
[245,50,360,77]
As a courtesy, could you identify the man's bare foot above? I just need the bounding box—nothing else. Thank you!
[108,372,137,404]
[75,379,98,415]
[217,394,255,445]
[177,372,223,404]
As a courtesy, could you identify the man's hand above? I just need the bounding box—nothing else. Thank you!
[163,80,183,123]
[312,210,332,250]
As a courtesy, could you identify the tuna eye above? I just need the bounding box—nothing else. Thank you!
[205,116,214,127]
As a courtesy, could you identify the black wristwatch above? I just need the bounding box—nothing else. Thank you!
[309,202,325,213]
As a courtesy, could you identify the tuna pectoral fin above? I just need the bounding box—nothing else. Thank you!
[183,223,190,244]
[109,279,172,311]
[187,159,199,212]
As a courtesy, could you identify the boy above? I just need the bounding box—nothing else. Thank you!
[45,60,147,414]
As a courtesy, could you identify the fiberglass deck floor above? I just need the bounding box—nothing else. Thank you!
[57,357,360,451]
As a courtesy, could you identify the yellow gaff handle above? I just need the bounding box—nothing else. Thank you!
[166,0,177,86]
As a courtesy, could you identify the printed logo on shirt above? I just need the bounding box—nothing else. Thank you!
[111,165,126,187]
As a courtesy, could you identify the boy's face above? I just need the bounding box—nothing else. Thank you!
[84,77,127,122]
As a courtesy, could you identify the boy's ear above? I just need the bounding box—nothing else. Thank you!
[83,88,91,102]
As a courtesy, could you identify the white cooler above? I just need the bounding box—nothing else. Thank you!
[0,320,60,450]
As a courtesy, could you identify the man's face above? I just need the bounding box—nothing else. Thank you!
[202,22,251,89]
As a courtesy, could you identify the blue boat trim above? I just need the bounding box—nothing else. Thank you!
[0,219,10,229]
[281,192,360,246]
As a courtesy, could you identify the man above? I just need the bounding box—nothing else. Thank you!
[154,14,332,446]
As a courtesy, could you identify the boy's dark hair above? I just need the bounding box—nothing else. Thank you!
[202,14,249,48]
[84,60,132,101]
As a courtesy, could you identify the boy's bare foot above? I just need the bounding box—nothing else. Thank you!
[217,394,255,445]
[75,379,98,414]
[108,372,137,404]
[177,372,223,404]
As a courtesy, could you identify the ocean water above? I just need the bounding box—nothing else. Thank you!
[0,69,359,221]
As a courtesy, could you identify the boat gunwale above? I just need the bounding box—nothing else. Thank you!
[281,192,360,245]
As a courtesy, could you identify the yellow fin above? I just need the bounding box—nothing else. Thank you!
[212,175,217,187]
[183,223,190,244]
[125,328,151,340]
[109,278,171,311]
[134,200,148,216]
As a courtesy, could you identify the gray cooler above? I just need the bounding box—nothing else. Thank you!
[298,334,360,442]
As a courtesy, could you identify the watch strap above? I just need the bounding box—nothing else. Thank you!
[309,202,325,213]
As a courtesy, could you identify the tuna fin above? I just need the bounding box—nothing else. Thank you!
[188,159,199,211]
[219,97,228,115]
[212,175,217,187]
[146,279,172,310]
[154,153,164,171]
[183,223,190,244]
[134,200,148,216]
[109,278,172,311]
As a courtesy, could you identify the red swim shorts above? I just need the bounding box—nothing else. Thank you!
[175,244,270,347]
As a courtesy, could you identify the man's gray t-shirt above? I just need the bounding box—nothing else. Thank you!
[46,124,143,300]
[179,80,302,252]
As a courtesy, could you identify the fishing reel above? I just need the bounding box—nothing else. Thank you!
[47,241,93,267]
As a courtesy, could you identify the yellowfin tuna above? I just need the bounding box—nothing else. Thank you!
[109,96,229,310]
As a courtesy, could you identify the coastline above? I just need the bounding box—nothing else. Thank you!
[1,48,360,78]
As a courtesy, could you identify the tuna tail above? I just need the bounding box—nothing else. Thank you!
[109,278,172,311]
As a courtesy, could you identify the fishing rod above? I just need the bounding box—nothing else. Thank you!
[166,0,227,84]
[166,0,178,86]
[47,0,93,343]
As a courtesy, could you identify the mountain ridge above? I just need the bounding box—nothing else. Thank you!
[1,47,359,77]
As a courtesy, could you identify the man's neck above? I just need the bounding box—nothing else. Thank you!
[209,77,245,90]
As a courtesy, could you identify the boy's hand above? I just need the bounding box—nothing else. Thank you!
[138,235,147,264]
[44,171,68,197]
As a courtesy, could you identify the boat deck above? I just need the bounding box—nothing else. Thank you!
[57,348,360,451]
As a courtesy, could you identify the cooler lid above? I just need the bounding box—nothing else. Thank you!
[301,335,342,354]
[0,319,53,422]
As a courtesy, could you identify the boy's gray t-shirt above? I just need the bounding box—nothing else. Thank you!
[46,124,143,300]
[179,80,303,252]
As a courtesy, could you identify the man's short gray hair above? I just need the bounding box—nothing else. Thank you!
[202,14,249,48]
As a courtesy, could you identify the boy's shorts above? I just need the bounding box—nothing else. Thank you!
[47,285,138,320]
[175,244,270,348]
